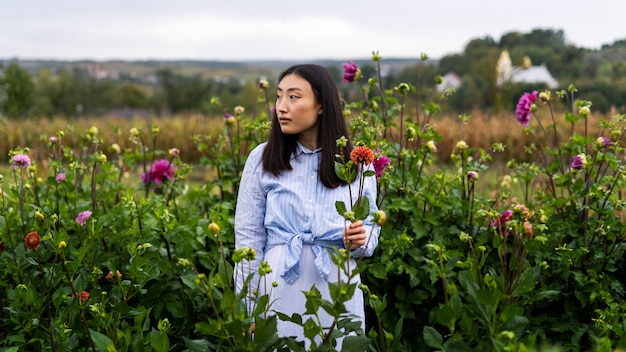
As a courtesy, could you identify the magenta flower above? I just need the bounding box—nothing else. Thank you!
[342,61,359,83]
[12,154,31,169]
[49,136,58,143]
[55,173,66,183]
[373,151,391,180]
[570,154,587,170]
[76,210,93,226]
[492,209,513,229]
[515,91,538,126]
[141,159,176,186]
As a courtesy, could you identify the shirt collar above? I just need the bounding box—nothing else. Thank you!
[296,141,322,155]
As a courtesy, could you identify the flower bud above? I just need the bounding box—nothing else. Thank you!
[456,140,468,150]
[466,171,478,182]
[404,127,417,141]
[579,106,590,117]
[97,153,107,163]
[523,221,533,238]
[371,51,381,62]
[158,318,171,332]
[234,106,245,115]
[129,127,140,137]
[539,91,550,102]
[426,140,437,153]
[596,136,612,148]
[35,210,45,220]
[395,83,410,95]
[58,241,67,249]
[224,112,235,125]
[373,210,386,226]
[169,148,180,157]
[208,222,220,235]
[336,136,348,148]
[110,143,121,154]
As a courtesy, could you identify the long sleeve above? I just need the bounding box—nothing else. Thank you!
[234,144,267,311]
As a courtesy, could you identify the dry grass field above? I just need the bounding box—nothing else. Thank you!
[0,109,611,168]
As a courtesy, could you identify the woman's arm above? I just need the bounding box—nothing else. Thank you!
[234,145,268,311]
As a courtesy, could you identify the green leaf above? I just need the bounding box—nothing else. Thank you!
[512,266,540,297]
[335,161,347,181]
[253,315,280,351]
[353,196,370,220]
[183,338,216,351]
[423,326,444,349]
[154,331,170,352]
[89,329,116,351]
[342,335,371,351]
[335,201,348,217]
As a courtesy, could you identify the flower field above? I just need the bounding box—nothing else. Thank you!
[1,53,625,351]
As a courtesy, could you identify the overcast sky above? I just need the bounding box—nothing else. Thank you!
[2,0,625,61]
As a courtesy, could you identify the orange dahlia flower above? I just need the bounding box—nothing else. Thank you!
[350,146,375,165]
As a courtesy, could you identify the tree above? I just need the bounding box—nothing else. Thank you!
[156,68,212,114]
[0,63,35,119]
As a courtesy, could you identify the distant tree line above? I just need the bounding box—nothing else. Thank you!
[1,28,625,119]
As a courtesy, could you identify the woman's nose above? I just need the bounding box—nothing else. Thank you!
[276,99,287,113]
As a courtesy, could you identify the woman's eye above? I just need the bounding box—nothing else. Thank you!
[289,95,299,99]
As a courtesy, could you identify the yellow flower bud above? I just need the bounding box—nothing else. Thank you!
[110,143,121,154]
[579,106,590,117]
[58,241,67,249]
[373,210,386,226]
[426,140,437,153]
[208,222,220,235]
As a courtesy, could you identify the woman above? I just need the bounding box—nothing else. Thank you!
[234,64,380,346]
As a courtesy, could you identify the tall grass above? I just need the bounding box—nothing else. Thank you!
[0,113,223,165]
[0,109,608,167]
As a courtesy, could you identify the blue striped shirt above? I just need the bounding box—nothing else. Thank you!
[234,141,380,286]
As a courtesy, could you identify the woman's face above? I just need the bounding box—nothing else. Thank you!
[276,73,322,147]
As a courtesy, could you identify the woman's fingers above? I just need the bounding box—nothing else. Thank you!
[344,221,367,249]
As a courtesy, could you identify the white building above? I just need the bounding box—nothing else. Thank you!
[496,50,559,89]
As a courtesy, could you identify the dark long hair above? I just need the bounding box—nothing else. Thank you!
[262,64,353,189]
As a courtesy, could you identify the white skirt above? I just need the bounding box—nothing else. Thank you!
[257,244,366,348]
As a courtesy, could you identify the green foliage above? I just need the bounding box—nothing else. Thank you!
[0,63,35,118]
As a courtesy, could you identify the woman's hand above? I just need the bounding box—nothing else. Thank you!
[343,220,367,251]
